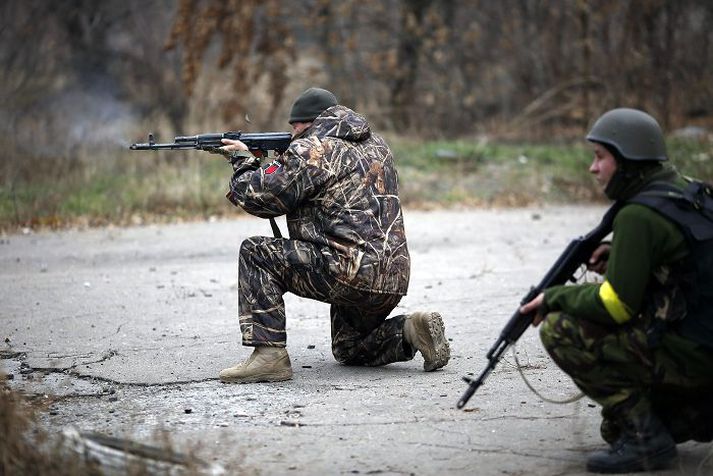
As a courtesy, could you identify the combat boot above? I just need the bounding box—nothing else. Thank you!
[656,397,713,443]
[600,408,623,445]
[219,347,293,383]
[600,417,622,445]
[403,312,450,371]
[586,413,677,473]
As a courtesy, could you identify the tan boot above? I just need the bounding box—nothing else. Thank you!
[219,347,293,383]
[404,312,450,371]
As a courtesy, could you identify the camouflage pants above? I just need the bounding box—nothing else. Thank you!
[540,312,713,442]
[237,236,415,366]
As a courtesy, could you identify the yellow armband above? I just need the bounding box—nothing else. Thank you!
[598,280,633,324]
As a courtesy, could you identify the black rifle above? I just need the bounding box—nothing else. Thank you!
[457,202,622,409]
[129,131,292,154]
[130,131,292,239]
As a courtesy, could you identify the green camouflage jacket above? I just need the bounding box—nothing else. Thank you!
[544,168,692,326]
[227,105,410,295]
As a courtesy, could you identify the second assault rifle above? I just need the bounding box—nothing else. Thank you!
[129,131,292,154]
[457,201,623,409]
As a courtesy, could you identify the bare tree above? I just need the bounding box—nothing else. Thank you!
[165,0,295,126]
[3,0,713,153]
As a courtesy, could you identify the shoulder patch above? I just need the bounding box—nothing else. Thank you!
[265,160,282,174]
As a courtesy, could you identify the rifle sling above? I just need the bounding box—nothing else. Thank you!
[269,217,283,239]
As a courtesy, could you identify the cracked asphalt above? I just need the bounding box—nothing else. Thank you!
[1,207,711,475]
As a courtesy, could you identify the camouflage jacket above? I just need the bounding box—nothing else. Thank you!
[226,105,410,295]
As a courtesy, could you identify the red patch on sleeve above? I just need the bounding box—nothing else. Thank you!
[265,161,281,174]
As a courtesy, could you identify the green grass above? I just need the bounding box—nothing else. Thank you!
[1,138,711,231]
[392,138,600,206]
[1,151,233,229]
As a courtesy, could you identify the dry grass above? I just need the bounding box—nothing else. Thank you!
[1,136,711,233]
[1,375,217,475]
[0,376,95,475]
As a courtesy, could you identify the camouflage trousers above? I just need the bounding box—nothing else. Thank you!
[236,236,416,366]
[540,312,713,442]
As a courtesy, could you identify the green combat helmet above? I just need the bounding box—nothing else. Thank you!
[586,108,667,161]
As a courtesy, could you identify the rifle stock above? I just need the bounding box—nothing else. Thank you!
[457,202,622,409]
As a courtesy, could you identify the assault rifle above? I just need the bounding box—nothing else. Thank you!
[130,130,292,239]
[129,131,292,154]
[457,202,623,409]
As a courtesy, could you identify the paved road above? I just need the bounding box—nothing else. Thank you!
[1,207,711,475]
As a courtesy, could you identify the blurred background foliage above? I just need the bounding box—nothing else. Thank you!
[1,0,712,230]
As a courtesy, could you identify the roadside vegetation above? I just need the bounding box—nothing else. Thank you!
[1,376,87,475]
[3,2,713,234]
[1,374,220,475]
[1,137,711,233]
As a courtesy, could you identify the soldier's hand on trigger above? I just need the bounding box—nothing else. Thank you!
[520,292,546,327]
[587,242,611,275]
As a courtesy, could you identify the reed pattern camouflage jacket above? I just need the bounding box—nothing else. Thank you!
[227,105,410,295]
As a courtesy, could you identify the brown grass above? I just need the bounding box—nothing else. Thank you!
[0,375,95,475]
[1,375,215,475]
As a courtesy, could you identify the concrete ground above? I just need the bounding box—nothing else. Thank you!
[1,206,711,475]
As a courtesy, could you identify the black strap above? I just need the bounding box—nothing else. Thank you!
[269,217,282,239]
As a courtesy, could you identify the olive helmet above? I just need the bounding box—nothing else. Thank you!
[586,108,667,161]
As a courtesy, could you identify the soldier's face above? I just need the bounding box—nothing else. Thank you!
[291,121,312,137]
[589,143,618,190]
